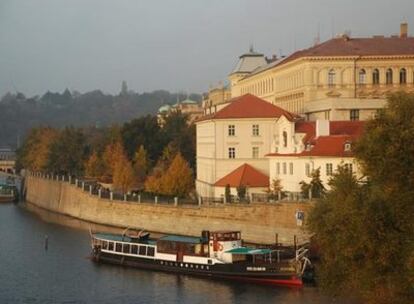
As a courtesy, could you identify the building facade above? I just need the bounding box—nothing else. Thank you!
[229,23,414,121]
[267,118,364,194]
[196,94,298,198]
[157,99,203,126]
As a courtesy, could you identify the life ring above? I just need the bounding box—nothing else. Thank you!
[218,244,223,251]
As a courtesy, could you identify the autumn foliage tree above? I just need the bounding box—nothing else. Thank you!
[145,152,193,197]
[84,151,105,179]
[112,151,135,193]
[133,145,149,190]
[160,153,193,197]
[17,127,58,172]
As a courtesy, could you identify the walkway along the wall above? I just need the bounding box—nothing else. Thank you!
[25,173,313,244]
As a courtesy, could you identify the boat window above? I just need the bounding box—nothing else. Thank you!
[123,244,130,254]
[102,241,108,250]
[147,247,155,257]
[131,245,138,255]
[108,242,114,251]
[139,246,147,256]
[208,259,212,265]
[115,243,122,252]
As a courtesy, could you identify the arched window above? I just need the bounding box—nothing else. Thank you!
[400,68,407,84]
[282,131,287,147]
[328,69,335,88]
[372,69,380,85]
[386,69,393,85]
[359,69,366,85]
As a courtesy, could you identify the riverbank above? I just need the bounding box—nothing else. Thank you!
[25,175,313,244]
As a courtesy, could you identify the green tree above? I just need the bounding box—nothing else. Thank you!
[46,127,87,175]
[236,184,247,201]
[308,93,414,304]
[300,168,325,199]
[224,184,231,203]
[266,179,283,200]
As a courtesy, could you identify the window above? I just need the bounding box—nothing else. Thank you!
[108,242,114,251]
[252,124,259,136]
[228,125,235,136]
[276,163,280,175]
[400,68,407,84]
[131,245,138,255]
[289,163,293,175]
[228,147,235,159]
[359,69,366,85]
[139,246,147,256]
[386,69,393,85]
[252,147,259,159]
[305,163,310,177]
[326,163,333,176]
[115,243,122,252]
[123,244,130,254]
[344,143,352,151]
[282,163,287,175]
[324,111,330,120]
[328,69,336,88]
[147,247,155,257]
[373,69,380,85]
[344,163,353,173]
[350,109,359,121]
[282,131,288,147]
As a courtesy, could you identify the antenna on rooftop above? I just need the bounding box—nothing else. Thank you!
[249,43,254,53]
[314,23,321,46]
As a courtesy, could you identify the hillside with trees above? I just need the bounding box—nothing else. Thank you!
[17,111,196,198]
[0,85,201,148]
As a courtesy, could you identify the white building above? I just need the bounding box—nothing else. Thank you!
[195,94,299,198]
[267,118,364,193]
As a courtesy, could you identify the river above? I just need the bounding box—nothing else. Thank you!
[0,202,354,304]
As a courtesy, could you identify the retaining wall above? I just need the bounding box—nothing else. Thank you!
[25,175,313,244]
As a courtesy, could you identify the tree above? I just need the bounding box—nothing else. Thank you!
[266,179,283,200]
[308,93,414,304]
[224,184,231,203]
[112,151,135,193]
[85,151,105,179]
[145,153,193,197]
[236,184,247,201]
[160,153,193,197]
[133,145,149,190]
[46,127,88,175]
[102,141,125,181]
[300,168,325,199]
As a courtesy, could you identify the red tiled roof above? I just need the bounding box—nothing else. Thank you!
[267,121,365,157]
[276,36,414,68]
[197,94,299,122]
[215,163,269,188]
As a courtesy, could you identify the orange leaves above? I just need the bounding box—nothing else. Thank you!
[144,153,193,197]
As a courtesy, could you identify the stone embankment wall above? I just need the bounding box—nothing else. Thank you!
[25,175,313,244]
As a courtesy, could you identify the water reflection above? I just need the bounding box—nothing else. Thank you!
[0,202,355,304]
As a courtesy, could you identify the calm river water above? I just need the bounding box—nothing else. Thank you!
[0,203,354,304]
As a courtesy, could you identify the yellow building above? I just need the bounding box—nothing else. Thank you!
[229,23,414,121]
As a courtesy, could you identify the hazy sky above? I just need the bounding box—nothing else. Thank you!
[1,0,413,96]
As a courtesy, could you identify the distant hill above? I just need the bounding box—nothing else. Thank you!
[0,89,202,148]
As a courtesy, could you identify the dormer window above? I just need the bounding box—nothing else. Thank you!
[344,142,352,151]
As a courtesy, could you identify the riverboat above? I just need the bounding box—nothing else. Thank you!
[90,229,311,287]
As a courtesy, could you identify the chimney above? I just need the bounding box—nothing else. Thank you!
[400,22,408,38]
[316,120,330,137]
